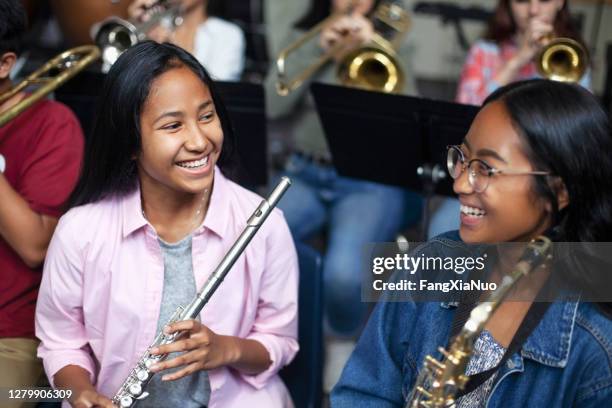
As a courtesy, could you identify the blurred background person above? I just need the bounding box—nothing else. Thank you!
[0,1,84,406]
[265,0,422,393]
[457,0,590,105]
[128,0,246,81]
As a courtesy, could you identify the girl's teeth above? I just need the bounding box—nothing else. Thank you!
[178,156,209,168]
[460,204,486,217]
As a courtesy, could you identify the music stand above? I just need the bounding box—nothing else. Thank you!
[310,82,478,237]
[55,75,268,188]
[214,81,268,188]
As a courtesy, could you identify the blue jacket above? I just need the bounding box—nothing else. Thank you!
[331,232,612,407]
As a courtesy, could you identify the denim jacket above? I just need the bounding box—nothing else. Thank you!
[331,231,612,407]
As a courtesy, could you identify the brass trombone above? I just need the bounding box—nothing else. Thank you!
[537,36,588,83]
[275,1,411,96]
[0,45,101,127]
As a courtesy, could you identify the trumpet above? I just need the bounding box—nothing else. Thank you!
[406,237,552,408]
[537,36,588,83]
[0,45,100,127]
[275,0,411,96]
[92,0,184,72]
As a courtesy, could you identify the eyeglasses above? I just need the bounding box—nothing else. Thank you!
[446,145,550,193]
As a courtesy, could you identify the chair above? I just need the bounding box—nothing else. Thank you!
[281,243,324,408]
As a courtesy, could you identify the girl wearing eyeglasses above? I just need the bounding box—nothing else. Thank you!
[331,79,612,407]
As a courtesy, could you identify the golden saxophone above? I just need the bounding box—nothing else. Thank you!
[406,236,552,408]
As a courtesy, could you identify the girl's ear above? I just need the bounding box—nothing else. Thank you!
[547,176,569,212]
[0,52,17,80]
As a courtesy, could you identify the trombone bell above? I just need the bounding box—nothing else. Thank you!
[337,46,404,93]
[275,0,411,96]
[537,37,588,83]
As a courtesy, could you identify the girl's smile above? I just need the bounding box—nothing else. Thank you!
[138,65,223,196]
[175,153,212,176]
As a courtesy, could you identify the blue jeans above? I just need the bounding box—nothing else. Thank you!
[277,154,422,336]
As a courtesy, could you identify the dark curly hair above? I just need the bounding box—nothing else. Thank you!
[0,0,27,56]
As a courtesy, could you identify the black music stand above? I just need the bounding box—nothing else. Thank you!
[310,82,478,237]
[55,75,268,188]
[213,81,268,188]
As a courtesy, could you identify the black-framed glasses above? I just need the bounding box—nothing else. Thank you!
[446,145,550,193]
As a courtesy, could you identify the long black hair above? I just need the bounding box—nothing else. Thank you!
[484,79,612,242]
[69,41,235,207]
[484,79,612,313]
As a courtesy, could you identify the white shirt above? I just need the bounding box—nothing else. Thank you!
[193,16,245,81]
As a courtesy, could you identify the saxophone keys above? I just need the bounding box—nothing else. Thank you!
[425,355,445,371]
[416,386,432,398]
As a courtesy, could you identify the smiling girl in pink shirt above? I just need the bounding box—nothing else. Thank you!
[35,41,298,408]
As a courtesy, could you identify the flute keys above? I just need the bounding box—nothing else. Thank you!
[120,395,133,407]
[129,383,142,396]
[137,368,149,381]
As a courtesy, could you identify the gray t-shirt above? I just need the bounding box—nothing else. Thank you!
[138,235,211,408]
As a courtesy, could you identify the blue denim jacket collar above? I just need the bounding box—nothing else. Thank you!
[439,300,579,368]
[521,300,579,367]
[434,231,579,369]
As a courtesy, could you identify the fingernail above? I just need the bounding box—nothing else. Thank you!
[150,347,159,354]
[161,375,169,381]
[163,326,171,334]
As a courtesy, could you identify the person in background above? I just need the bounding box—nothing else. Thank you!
[265,0,422,393]
[0,1,84,406]
[128,0,245,81]
[457,0,590,105]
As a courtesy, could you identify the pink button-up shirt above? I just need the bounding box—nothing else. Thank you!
[36,167,299,407]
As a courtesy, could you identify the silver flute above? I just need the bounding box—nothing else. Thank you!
[112,177,292,408]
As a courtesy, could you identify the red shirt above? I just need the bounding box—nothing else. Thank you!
[0,98,84,338]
